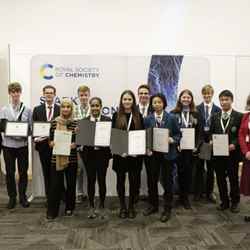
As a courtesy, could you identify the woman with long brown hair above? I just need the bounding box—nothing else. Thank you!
[171,89,202,209]
[112,90,144,219]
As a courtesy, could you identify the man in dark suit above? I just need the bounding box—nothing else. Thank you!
[194,84,221,202]
[32,85,60,203]
[136,84,153,201]
[210,90,243,213]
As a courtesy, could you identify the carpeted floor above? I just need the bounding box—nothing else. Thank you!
[1,181,250,250]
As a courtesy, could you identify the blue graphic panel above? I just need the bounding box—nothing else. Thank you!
[148,55,183,111]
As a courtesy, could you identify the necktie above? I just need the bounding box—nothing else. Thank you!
[222,112,229,127]
[142,107,146,117]
[48,106,52,121]
[205,105,209,126]
[156,116,161,127]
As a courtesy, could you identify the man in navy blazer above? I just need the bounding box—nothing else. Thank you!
[194,84,221,202]
[32,85,60,203]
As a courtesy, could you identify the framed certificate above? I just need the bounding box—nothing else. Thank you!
[32,122,51,137]
[111,129,146,156]
[5,121,29,137]
[212,134,229,156]
[53,130,72,156]
[180,128,195,150]
[76,119,112,147]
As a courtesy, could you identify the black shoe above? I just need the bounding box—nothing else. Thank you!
[216,203,229,211]
[160,210,171,223]
[7,197,16,209]
[20,198,30,208]
[230,203,240,213]
[128,208,136,219]
[46,214,56,221]
[119,208,127,219]
[182,199,191,210]
[65,210,73,217]
[143,206,158,216]
[244,216,250,222]
[139,195,148,201]
[206,194,217,204]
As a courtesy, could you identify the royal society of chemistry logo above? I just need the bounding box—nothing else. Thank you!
[40,64,100,80]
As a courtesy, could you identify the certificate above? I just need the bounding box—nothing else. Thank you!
[180,128,195,150]
[153,128,169,153]
[5,121,28,137]
[53,130,72,156]
[32,122,51,137]
[111,129,146,156]
[76,119,111,147]
[212,134,229,156]
[94,121,112,146]
[128,130,146,155]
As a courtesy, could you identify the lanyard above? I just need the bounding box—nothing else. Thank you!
[9,102,24,121]
[220,116,231,133]
[127,113,133,131]
[181,111,190,128]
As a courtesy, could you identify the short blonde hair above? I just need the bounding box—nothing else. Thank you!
[201,84,214,95]
[77,85,90,94]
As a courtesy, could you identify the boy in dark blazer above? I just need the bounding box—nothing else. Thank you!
[194,84,221,202]
[32,85,60,202]
[210,90,243,213]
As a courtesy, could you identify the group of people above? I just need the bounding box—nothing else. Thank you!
[1,82,250,223]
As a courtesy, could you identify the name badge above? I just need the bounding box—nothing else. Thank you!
[204,126,210,132]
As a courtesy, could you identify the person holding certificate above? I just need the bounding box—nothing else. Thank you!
[112,90,144,219]
[79,97,112,219]
[0,82,32,209]
[143,94,181,222]
[193,84,221,202]
[73,85,90,203]
[46,99,78,220]
[210,90,243,213]
[171,89,202,209]
[32,85,60,204]
[239,94,250,221]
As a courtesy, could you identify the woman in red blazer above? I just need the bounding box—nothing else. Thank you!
[238,95,250,222]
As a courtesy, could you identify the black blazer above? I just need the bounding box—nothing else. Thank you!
[32,103,60,122]
[196,102,221,128]
[171,110,203,149]
[136,104,153,117]
[81,115,112,167]
[32,103,60,150]
[210,109,243,160]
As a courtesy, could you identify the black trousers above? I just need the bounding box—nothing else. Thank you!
[146,152,173,210]
[176,150,193,200]
[115,157,140,209]
[194,158,215,197]
[83,150,108,208]
[36,141,52,199]
[2,146,29,199]
[135,156,150,197]
[47,163,77,217]
[214,156,240,205]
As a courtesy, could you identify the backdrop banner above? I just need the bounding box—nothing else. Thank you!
[30,55,210,197]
